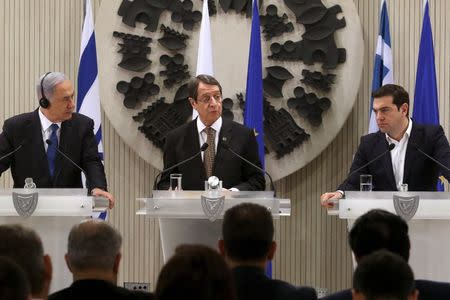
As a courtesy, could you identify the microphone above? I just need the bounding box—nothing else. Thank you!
[153,142,209,192]
[0,144,23,162]
[340,143,395,193]
[46,139,91,194]
[409,142,450,173]
[221,141,276,197]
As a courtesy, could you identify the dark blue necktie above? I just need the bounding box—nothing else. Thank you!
[47,123,59,178]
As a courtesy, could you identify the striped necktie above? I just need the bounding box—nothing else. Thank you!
[203,127,216,178]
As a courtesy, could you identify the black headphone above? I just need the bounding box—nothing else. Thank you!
[39,72,51,108]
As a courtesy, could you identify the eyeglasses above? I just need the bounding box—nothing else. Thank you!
[196,94,222,104]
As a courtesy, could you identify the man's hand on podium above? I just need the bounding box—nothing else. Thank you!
[92,188,115,209]
[320,191,343,208]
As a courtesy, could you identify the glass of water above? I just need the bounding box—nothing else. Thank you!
[360,174,372,191]
[170,173,182,191]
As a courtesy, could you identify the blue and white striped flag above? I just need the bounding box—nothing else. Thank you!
[369,0,393,133]
[78,0,106,219]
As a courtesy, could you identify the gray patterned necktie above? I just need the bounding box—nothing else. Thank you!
[203,127,216,178]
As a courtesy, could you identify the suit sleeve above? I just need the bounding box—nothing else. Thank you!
[81,118,107,191]
[233,129,266,191]
[432,125,450,180]
[337,136,371,191]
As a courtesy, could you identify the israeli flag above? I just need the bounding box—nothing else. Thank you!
[78,0,106,219]
[369,0,393,133]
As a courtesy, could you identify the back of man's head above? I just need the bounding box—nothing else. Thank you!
[349,209,410,262]
[221,203,274,262]
[0,256,31,300]
[66,220,122,274]
[0,224,46,296]
[352,250,417,300]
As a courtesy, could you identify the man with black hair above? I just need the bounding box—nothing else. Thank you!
[352,250,418,300]
[323,209,450,300]
[321,84,450,206]
[0,256,31,300]
[219,203,317,300]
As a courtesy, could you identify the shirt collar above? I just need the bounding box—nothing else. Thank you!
[386,118,413,144]
[196,117,222,134]
[38,108,61,131]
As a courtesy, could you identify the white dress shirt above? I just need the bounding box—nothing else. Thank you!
[196,117,222,161]
[38,108,61,152]
[386,119,413,190]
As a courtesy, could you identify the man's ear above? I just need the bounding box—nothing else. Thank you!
[351,289,364,300]
[64,253,73,273]
[43,254,53,282]
[267,241,277,261]
[113,253,122,274]
[189,97,196,109]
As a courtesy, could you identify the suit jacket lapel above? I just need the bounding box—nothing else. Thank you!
[185,120,205,178]
[404,123,423,185]
[29,110,51,180]
[215,119,233,173]
[379,132,397,190]
[52,118,72,185]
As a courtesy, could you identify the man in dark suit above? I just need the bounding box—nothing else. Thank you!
[322,209,450,300]
[218,203,317,300]
[157,74,265,191]
[48,220,153,300]
[321,84,450,205]
[0,72,114,207]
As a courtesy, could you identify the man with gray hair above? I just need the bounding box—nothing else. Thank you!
[48,220,152,300]
[0,72,114,208]
[0,224,52,300]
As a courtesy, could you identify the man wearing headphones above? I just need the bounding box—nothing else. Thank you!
[0,72,114,208]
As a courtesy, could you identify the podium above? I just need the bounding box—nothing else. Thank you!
[0,188,107,293]
[331,191,450,281]
[137,190,291,261]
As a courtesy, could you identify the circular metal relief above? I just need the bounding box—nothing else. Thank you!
[96,0,363,181]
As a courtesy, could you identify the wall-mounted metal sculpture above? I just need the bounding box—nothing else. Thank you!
[158,24,189,51]
[116,72,160,109]
[260,4,294,40]
[113,31,152,72]
[263,66,294,98]
[159,54,190,88]
[287,87,331,127]
[219,0,261,17]
[170,0,202,30]
[300,69,336,92]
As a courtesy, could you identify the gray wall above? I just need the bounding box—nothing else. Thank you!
[1,0,449,293]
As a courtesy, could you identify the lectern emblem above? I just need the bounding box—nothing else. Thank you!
[12,192,38,217]
[201,195,225,222]
[393,195,419,221]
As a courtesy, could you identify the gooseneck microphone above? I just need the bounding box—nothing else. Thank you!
[221,141,276,197]
[340,143,396,193]
[152,142,209,192]
[409,142,450,173]
[0,144,23,162]
[45,139,91,193]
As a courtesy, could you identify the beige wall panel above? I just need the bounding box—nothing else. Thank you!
[1,0,450,294]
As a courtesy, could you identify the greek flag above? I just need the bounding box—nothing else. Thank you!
[413,0,443,191]
[78,0,106,218]
[369,0,393,133]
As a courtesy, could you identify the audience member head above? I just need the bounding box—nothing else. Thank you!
[349,209,410,262]
[0,256,31,300]
[352,250,418,300]
[65,220,122,283]
[0,224,52,299]
[219,202,275,268]
[188,74,223,126]
[155,244,235,300]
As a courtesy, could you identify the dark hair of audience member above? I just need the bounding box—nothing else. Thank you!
[353,250,415,300]
[0,224,45,295]
[349,209,410,262]
[222,202,274,261]
[155,244,235,300]
[0,256,31,300]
